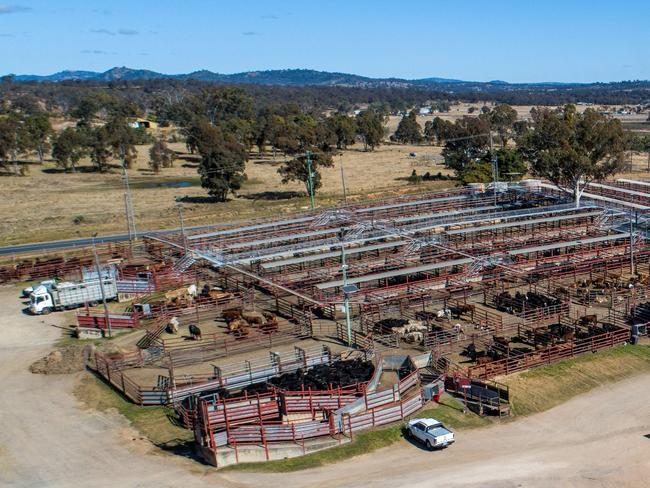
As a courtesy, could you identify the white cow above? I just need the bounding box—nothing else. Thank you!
[167,316,180,334]
[187,284,198,297]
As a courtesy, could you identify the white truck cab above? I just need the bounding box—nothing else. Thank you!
[29,285,55,314]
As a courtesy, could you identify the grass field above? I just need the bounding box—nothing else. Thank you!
[0,139,454,246]
[2,104,648,246]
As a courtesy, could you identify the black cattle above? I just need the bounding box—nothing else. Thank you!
[189,324,202,340]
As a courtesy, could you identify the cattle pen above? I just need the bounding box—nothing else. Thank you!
[8,179,650,467]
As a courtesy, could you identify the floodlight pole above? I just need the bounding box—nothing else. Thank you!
[92,234,112,338]
[339,229,352,346]
[490,132,498,207]
[306,150,315,210]
[339,153,348,205]
[177,203,188,252]
[630,210,636,275]
[121,164,137,241]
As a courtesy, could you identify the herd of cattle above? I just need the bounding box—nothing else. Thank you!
[164,307,281,341]
[493,291,562,315]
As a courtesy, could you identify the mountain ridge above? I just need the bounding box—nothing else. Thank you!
[5,67,647,88]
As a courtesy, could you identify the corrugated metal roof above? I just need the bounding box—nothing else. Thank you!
[355,194,467,213]
[589,182,650,198]
[507,232,630,256]
[444,210,602,235]
[617,178,650,188]
[261,240,407,269]
[316,257,473,290]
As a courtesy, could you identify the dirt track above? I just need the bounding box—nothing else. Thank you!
[1,284,649,487]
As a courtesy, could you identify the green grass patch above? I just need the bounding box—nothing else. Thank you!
[224,396,489,473]
[419,397,493,430]
[74,374,193,446]
[502,344,650,416]
[226,424,404,473]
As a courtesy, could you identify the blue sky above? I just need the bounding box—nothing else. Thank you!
[1,0,649,82]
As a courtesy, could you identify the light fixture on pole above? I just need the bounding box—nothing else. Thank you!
[339,152,348,205]
[177,202,188,252]
[338,228,358,346]
[306,150,316,210]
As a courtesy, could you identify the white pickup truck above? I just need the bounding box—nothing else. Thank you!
[406,418,455,449]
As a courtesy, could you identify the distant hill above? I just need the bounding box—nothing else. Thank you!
[6,66,543,87]
[8,67,650,95]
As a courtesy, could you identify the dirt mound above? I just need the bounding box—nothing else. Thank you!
[30,344,95,375]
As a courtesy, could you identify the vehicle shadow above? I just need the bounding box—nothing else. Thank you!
[403,429,434,451]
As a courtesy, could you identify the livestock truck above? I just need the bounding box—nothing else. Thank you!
[28,277,117,315]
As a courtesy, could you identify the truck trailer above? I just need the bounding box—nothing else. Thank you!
[29,277,118,315]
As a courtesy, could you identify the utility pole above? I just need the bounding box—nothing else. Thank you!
[92,234,112,338]
[338,229,357,346]
[630,210,636,275]
[339,153,348,205]
[121,164,137,241]
[177,203,188,253]
[489,132,498,207]
[341,241,352,346]
[306,150,315,210]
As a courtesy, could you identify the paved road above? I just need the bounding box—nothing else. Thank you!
[0,224,215,256]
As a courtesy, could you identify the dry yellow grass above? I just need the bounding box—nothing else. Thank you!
[3,104,647,246]
[1,140,454,245]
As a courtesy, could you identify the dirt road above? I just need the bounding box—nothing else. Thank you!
[231,376,650,488]
[1,284,649,487]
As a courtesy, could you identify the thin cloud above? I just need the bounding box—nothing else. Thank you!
[90,28,115,35]
[242,31,260,36]
[81,49,109,55]
[261,14,278,19]
[0,5,31,14]
[0,33,15,37]
[118,28,139,36]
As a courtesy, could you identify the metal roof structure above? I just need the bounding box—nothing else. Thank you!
[507,232,630,256]
[188,216,314,241]
[146,182,650,305]
[617,178,650,189]
[260,240,407,269]
[588,182,650,199]
[393,205,498,224]
[189,192,471,241]
[354,194,468,213]
[538,183,650,210]
[444,210,602,235]
[316,257,474,290]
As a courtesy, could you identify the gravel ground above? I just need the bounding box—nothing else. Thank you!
[1,284,649,488]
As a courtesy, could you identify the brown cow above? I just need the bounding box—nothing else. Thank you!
[222,308,243,323]
[578,314,598,327]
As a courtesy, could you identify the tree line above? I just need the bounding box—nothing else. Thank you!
[0,81,636,207]
[422,103,627,206]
